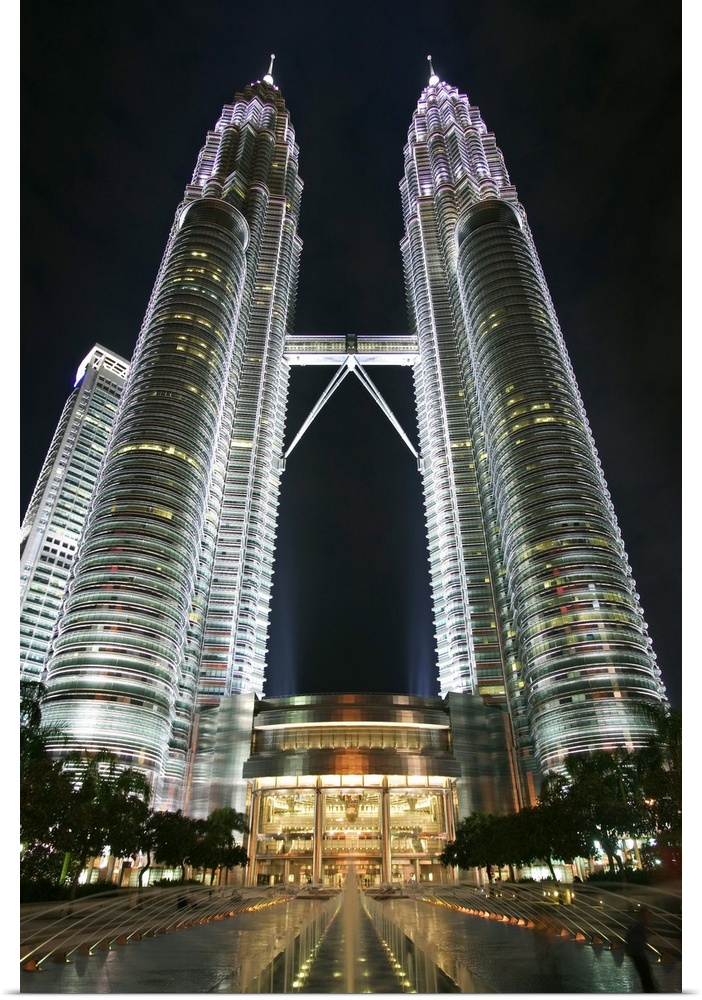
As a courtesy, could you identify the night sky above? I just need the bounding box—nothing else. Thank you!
[21,2,681,707]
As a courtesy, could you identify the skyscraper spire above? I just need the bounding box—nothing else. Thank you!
[427,55,439,86]
[263,53,275,85]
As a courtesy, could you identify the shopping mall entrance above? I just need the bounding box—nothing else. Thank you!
[247,772,456,887]
[322,860,382,888]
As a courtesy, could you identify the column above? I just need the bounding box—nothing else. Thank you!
[246,786,262,886]
[443,784,456,843]
[312,781,324,883]
[455,197,661,772]
[42,197,250,798]
[380,778,392,883]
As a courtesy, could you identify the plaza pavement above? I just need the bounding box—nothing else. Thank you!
[17,890,684,994]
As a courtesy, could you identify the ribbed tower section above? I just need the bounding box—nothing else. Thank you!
[191,80,302,705]
[164,75,303,805]
[402,70,667,777]
[42,72,302,804]
[401,75,521,710]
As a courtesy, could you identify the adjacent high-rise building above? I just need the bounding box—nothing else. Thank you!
[20,345,129,683]
[30,61,667,817]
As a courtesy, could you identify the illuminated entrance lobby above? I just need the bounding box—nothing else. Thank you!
[189,692,516,887]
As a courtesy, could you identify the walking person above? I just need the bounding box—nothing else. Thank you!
[625,907,658,992]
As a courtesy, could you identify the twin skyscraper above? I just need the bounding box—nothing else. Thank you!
[21,61,666,812]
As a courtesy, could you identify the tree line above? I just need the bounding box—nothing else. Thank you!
[20,681,247,898]
[22,679,681,894]
[441,704,681,882]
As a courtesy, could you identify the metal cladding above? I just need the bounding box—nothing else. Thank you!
[29,65,669,814]
[401,72,667,777]
[188,692,515,887]
[243,693,461,779]
[41,76,303,804]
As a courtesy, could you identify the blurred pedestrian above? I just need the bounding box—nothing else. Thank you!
[625,907,658,992]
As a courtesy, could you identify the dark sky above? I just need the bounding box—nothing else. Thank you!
[21,2,680,707]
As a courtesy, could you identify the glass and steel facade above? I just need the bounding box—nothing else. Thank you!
[20,346,129,682]
[250,775,452,887]
[40,73,303,806]
[401,71,667,779]
[190,692,513,887]
[26,64,668,815]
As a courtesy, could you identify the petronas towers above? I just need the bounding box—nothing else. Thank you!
[25,61,666,810]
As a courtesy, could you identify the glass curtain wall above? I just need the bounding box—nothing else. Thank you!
[250,775,453,887]
[401,69,667,778]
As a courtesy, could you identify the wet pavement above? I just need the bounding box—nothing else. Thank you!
[297,885,404,993]
[18,898,320,994]
[383,897,683,994]
[17,892,684,993]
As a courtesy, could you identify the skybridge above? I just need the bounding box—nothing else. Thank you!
[282,334,421,468]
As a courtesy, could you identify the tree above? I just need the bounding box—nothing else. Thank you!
[485,813,524,880]
[634,705,682,850]
[440,732,677,886]
[20,680,45,733]
[553,749,654,872]
[197,807,248,883]
[150,810,201,881]
[440,812,500,880]
[20,680,74,885]
[147,808,248,885]
[20,737,73,847]
[442,804,589,884]
[101,768,153,864]
[525,777,592,879]
[21,682,154,895]
[189,819,222,883]
[136,810,159,887]
[53,752,151,898]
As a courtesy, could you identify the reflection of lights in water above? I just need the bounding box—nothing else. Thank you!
[342,864,361,992]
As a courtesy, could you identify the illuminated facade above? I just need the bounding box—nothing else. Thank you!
[40,67,303,804]
[401,64,666,781]
[189,692,515,886]
[20,346,129,682]
[29,62,667,819]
